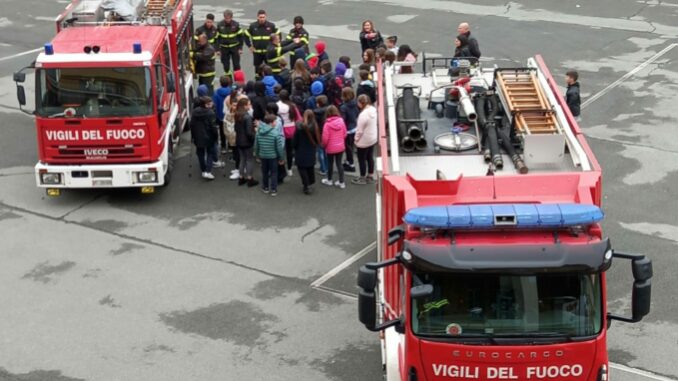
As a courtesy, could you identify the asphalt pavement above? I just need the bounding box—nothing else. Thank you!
[1,0,677,380]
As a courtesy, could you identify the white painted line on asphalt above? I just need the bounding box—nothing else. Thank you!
[310,241,376,288]
[582,43,677,110]
[0,48,42,63]
[610,362,677,381]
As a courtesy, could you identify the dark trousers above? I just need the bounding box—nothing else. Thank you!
[196,144,217,172]
[238,147,254,178]
[327,152,345,183]
[277,163,287,183]
[198,75,215,95]
[297,166,315,190]
[217,120,226,150]
[253,53,266,75]
[285,138,294,170]
[261,158,278,191]
[357,145,375,177]
[232,146,240,168]
[344,133,355,165]
[220,47,241,75]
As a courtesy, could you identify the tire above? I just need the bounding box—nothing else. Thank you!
[163,146,175,186]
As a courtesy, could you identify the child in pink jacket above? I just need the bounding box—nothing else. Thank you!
[321,106,348,188]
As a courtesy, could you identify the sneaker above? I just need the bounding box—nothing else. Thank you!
[230,169,239,174]
[343,163,356,172]
[303,188,311,195]
[238,178,248,186]
[366,176,376,183]
[213,161,225,168]
[287,169,293,177]
[321,179,333,186]
[261,187,270,194]
[202,172,215,180]
[351,177,367,185]
[229,170,240,180]
[270,190,278,197]
[318,170,327,176]
[221,148,228,154]
[247,179,259,187]
[336,181,346,189]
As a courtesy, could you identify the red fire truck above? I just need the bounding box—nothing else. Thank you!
[358,56,653,380]
[14,0,195,195]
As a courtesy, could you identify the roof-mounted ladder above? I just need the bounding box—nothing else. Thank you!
[495,69,560,135]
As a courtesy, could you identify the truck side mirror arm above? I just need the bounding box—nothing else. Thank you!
[358,257,403,332]
[14,64,35,115]
[607,251,653,325]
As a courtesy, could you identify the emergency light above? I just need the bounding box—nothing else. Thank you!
[133,42,142,54]
[44,43,54,55]
[403,203,603,229]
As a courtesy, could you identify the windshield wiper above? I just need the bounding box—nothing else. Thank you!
[493,332,573,342]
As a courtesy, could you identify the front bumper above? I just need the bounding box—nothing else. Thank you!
[35,161,164,188]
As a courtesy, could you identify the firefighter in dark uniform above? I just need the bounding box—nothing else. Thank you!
[193,34,217,95]
[266,34,301,75]
[287,16,310,56]
[194,13,218,50]
[245,9,279,76]
[216,9,243,77]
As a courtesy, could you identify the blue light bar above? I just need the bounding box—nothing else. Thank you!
[133,42,142,54]
[403,203,604,229]
[44,43,54,55]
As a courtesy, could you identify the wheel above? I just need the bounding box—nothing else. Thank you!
[163,146,174,186]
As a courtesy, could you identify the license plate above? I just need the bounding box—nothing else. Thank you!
[92,179,113,187]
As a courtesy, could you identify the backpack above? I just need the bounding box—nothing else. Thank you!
[327,76,344,106]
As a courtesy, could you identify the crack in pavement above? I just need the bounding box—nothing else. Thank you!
[300,224,324,243]
[586,134,678,154]
[0,200,310,286]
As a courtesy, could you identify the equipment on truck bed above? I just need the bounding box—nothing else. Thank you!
[358,55,653,381]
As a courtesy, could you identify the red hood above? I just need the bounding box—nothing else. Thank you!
[37,116,156,164]
[418,339,599,381]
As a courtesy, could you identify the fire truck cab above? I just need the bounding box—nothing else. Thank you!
[14,0,195,195]
[357,56,653,381]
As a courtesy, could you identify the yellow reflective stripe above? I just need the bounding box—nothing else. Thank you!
[254,49,267,53]
[252,36,270,40]
[197,72,216,77]
[220,43,240,48]
[219,32,239,38]
[300,36,309,44]
[193,35,199,40]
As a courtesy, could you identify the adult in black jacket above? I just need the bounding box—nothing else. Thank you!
[193,34,217,95]
[454,34,473,58]
[217,10,244,76]
[190,97,219,179]
[245,10,279,74]
[293,110,320,194]
[287,16,310,55]
[194,13,218,50]
[457,22,481,59]
[233,98,259,186]
[266,34,300,74]
[565,70,581,118]
[359,20,384,53]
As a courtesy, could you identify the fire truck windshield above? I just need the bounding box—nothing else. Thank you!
[412,272,602,340]
[36,67,152,118]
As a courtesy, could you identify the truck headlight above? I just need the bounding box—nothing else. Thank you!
[136,171,157,183]
[41,172,62,185]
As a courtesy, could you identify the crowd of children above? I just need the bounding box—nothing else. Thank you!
[190,15,395,196]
